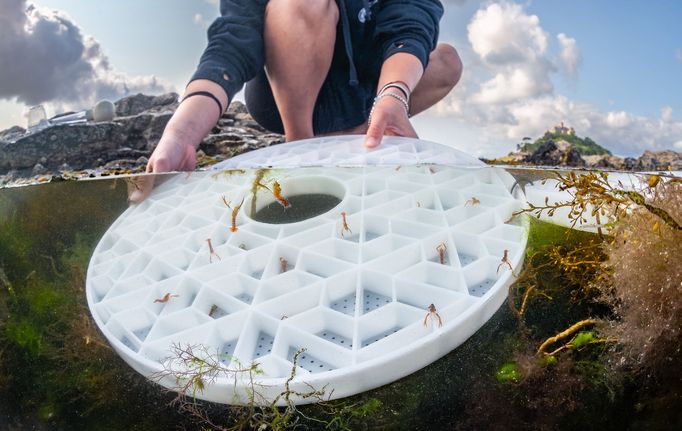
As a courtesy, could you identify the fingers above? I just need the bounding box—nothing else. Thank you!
[364,99,418,148]
[364,113,386,148]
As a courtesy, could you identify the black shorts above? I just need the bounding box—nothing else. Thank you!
[244,23,382,135]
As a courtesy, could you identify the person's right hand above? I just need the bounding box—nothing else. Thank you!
[127,132,197,204]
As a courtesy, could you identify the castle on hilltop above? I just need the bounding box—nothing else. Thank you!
[551,122,575,136]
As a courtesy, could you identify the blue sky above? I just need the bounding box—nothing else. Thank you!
[1,0,681,157]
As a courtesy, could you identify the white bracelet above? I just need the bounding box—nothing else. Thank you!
[368,92,410,127]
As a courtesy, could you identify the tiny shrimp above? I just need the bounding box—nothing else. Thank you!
[436,242,447,265]
[154,293,178,304]
[223,197,245,233]
[206,238,221,263]
[272,180,291,208]
[497,249,513,274]
[208,304,218,317]
[464,197,481,207]
[279,257,288,273]
[423,304,443,328]
[340,211,352,238]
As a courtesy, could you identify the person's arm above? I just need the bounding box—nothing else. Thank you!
[364,0,444,148]
[130,1,267,202]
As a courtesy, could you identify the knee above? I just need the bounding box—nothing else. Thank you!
[266,0,338,26]
[430,44,463,91]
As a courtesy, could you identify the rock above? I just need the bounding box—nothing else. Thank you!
[636,150,682,171]
[624,157,637,170]
[32,163,47,175]
[0,93,280,182]
[585,155,625,170]
[523,140,586,167]
[0,126,26,143]
[227,101,249,115]
[114,93,179,117]
[59,163,71,172]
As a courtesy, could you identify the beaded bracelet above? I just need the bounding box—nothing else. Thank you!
[378,81,411,104]
[181,91,224,116]
[368,92,410,127]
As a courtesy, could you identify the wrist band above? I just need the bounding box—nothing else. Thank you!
[379,81,411,104]
[181,91,224,116]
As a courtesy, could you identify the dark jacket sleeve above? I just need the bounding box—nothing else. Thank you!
[373,0,444,69]
[190,0,268,102]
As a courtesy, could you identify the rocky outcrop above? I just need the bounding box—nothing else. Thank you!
[0,93,283,180]
[523,140,586,167]
[635,150,682,171]
[513,139,682,171]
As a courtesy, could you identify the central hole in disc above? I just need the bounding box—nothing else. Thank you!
[253,194,342,224]
[248,175,346,224]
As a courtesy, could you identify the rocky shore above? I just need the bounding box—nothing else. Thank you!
[486,137,682,171]
[0,93,283,186]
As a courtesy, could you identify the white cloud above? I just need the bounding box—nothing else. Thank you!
[661,106,673,122]
[674,140,682,150]
[429,1,682,157]
[0,1,171,110]
[467,2,554,105]
[557,33,581,78]
[468,2,548,65]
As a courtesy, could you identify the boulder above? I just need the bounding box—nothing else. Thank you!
[0,96,282,180]
[636,150,682,171]
[114,93,179,117]
[523,140,586,167]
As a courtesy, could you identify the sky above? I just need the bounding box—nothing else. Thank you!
[0,0,681,157]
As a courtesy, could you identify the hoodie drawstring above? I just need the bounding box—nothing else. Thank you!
[337,0,359,87]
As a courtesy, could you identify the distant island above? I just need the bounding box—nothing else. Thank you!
[486,122,681,171]
[518,122,611,156]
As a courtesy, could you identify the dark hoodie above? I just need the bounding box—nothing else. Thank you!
[190,0,444,103]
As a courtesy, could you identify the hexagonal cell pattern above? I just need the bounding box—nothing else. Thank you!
[86,140,527,406]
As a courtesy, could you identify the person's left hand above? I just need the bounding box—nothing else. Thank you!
[363,92,417,148]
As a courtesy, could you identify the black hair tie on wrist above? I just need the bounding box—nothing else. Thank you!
[181,91,224,116]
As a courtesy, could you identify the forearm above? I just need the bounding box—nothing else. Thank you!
[163,79,230,148]
[377,53,424,94]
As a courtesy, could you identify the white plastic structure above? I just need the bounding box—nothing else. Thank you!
[86,137,528,405]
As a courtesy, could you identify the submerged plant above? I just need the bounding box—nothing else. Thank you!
[153,344,331,430]
[599,179,682,375]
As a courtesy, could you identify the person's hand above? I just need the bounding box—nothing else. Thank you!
[127,132,197,204]
[364,92,418,148]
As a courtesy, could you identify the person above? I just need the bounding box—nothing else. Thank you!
[141,0,462,188]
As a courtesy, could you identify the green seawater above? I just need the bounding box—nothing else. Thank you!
[0,167,679,430]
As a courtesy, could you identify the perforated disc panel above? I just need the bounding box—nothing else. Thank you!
[86,137,528,405]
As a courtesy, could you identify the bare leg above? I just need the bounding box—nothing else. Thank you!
[327,43,463,136]
[263,0,339,141]
[409,44,463,116]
